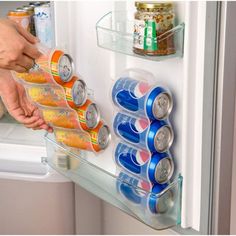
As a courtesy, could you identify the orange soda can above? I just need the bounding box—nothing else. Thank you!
[14,68,53,84]
[62,76,87,108]
[8,9,30,31]
[36,47,74,85]
[88,121,111,152]
[54,128,92,151]
[26,85,67,107]
[41,108,80,129]
[76,99,100,130]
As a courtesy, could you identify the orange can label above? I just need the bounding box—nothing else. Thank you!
[55,129,92,151]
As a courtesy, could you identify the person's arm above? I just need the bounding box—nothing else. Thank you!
[0,69,52,132]
[0,19,41,72]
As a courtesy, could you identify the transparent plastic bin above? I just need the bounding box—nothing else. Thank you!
[45,132,182,230]
[96,11,184,61]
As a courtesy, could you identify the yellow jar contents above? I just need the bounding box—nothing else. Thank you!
[133,2,175,56]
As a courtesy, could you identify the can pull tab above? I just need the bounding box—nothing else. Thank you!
[36,42,51,55]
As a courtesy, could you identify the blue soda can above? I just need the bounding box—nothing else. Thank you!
[115,142,174,184]
[117,171,173,214]
[112,77,173,120]
[113,113,174,153]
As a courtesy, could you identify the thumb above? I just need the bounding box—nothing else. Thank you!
[15,23,39,44]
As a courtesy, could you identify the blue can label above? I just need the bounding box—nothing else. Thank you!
[115,142,151,181]
[112,77,151,116]
[116,171,169,214]
[112,77,171,120]
[113,113,150,150]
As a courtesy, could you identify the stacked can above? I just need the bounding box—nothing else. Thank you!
[111,72,175,212]
[12,42,111,153]
[117,171,175,214]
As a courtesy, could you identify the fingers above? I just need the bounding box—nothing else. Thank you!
[13,65,27,73]
[17,55,34,71]
[15,23,39,44]
[23,41,42,60]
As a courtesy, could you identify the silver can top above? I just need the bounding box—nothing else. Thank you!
[86,103,100,129]
[98,125,111,150]
[154,125,174,152]
[58,54,74,82]
[155,156,174,184]
[155,189,174,213]
[152,92,173,120]
[72,79,87,106]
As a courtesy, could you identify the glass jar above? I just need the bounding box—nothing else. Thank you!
[133,2,175,56]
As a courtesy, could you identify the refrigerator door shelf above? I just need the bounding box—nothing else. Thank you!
[96,11,184,61]
[45,132,182,230]
[0,143,69,183]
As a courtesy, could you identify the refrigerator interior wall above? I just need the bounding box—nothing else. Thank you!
[53,1,211,232]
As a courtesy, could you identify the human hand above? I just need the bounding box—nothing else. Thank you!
[0,69,53,132]
[0,19,41,73]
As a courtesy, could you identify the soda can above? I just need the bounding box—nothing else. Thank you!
[54,122,110,152]
[62,76,87,108]
[41,108,80,129]
[115,142,174,184]
[117,171,174,214]
[113,112,174,153]
[76,99,100,130]
[112,77,173,120]
[8,9,30,31]
[36,48,74,85]
[12,67,53,84]
[22,5,36,36]
[34,4,53,48]
[88,121,111,152]
[26,85,67,107]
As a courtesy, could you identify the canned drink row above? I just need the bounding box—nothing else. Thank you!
[114,142,174,185]
[113,112,174,153]
[117,171,175,214]
[53,123,111,152]
[112,76,173,121]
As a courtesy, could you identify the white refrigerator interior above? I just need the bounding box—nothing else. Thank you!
[0,2,75,234]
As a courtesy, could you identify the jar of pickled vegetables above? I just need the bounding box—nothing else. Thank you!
[133,1,175,56]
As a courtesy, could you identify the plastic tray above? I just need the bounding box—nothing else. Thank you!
[96,11,184,61]
[45,132,182,230]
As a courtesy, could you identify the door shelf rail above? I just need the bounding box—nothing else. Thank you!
[45,132,183,230]
[96,11,185,61]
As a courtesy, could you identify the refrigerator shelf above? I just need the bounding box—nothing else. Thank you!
[45,132,182,230]
[96,11,184,61]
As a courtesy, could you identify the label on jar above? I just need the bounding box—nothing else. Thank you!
[134,19,158,52]
[133,19,145,49]
[144,21,158,51]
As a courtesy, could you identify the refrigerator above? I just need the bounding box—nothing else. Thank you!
[0,1,236,235]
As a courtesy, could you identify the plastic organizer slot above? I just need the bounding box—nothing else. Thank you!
[96,11,184,61]
[45,132,182,230]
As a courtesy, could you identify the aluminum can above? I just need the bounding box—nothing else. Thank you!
[34,4,53,48]
[54,122,110,152]
[41,108,80,129]
[112,77,173,120]
[115,142,174,184]
[88,121,111,152]
[26,85,67,107]
[76,99,100,130]
[113,112,174,153]
[36,49,74,85]
[8,9,30,31]
[62,76,87,108]
[22,5,36,36]
[117,171,174,214]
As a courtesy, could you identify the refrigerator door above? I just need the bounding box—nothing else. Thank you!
[51,1,220,233]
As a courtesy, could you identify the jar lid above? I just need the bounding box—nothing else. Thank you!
[135,1,173,10]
